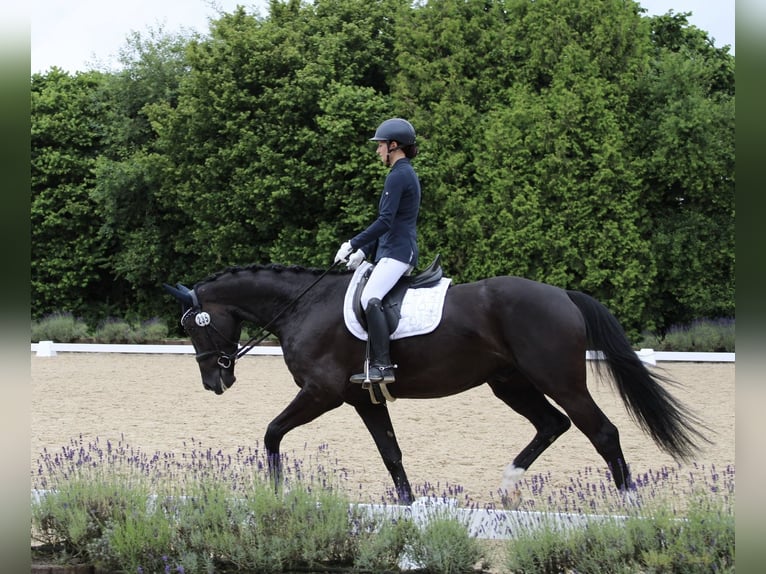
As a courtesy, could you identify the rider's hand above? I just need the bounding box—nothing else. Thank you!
[347,249,366,270]
[334,241,353,263]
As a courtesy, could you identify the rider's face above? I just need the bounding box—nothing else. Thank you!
[376,140,403,166]
[376,141,388,163]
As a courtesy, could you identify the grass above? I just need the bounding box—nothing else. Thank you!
[32,437,735,573]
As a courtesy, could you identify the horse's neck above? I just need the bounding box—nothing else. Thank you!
[218,269,335,326]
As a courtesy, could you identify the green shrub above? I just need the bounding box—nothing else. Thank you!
[31,438,426,573]
[93,317,171,344]
[505,489,735,574]
[505,521,577,574]
[33,476,156,567]
[638,318,735,352]
[34,438,735,573]
[354,516,418,572]
[86,494,174,572]
[133,318,169,342]
[408,516,484,573]
[32,314,171,343]
[178,483,360,572]
[93,318,132,343]
[31,312,90,342]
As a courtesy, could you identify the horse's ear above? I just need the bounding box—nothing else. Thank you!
[176,283,192,293]
[163,283,194,307]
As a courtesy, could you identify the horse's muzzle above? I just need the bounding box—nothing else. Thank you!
[201,370,236,395]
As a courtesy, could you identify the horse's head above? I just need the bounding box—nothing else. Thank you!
[163,283,241,395]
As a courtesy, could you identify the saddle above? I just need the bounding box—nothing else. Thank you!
[352,255,444,333]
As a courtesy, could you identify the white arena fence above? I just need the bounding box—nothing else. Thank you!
[31,341,734,363]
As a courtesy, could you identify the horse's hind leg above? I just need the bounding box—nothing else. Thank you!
[552,389,630,489]
[354,402,413,503]
[488,375,572,495]
[522,354,631,489]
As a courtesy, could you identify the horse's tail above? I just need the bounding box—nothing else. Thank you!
[566,290,710,461]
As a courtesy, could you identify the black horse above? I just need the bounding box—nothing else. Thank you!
[164,263,707,503]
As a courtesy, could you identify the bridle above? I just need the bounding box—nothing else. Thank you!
[180,261,342,370]
[181,305,241,369]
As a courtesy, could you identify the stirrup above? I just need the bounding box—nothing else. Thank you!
[350,361,396,384]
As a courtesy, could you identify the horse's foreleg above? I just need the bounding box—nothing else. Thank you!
[263,387,344,492]
[354,403,413,504]
[266,452,282,492]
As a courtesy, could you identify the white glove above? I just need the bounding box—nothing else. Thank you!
[334,241,353,263]
[347,249,366,270]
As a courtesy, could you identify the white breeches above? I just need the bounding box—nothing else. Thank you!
[361,257,413,309]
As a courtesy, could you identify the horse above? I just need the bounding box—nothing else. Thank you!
[163,263,708,504]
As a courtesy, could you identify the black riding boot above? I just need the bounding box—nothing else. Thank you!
[350,298,395,384]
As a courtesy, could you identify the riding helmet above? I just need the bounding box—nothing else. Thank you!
[370,118,416,146]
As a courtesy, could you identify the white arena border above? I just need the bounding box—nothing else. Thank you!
[357,496,632,541]
[31,341,283,356]
[31,342,734,363]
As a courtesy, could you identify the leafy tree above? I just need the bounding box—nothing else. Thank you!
[28,0,734,338]
[631,11,735,333]
[31,69,115,323]
[394,0,656,330]
[150,0,405,279]
[90,27,196,321]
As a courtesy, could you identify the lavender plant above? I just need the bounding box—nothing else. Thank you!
[31,436,421,572]
[353,516,417,571]
[408,517,485,574]
[31,312,90,342]
[93,317,169,343]
[32,436,733,572]
[504,463,735,573]
[638,317,735,352]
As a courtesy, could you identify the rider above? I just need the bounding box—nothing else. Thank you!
[335,118,421,384]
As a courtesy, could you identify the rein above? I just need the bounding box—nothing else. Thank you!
[191,261,342,367]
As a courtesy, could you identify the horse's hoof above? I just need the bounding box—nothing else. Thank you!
[500,489,522,510]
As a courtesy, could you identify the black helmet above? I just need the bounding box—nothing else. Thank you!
[370,118,416,146]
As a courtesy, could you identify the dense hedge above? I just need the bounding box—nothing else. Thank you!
[31,0,734,339]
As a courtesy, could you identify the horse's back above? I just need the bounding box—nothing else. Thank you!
[442,275,586,357]
[447,275,574,312]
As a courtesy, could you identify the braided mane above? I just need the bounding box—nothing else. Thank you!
[194,263,351,288]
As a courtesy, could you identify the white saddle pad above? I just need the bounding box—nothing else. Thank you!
[343,261,452,341]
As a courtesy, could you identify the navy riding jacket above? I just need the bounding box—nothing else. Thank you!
[350,158,421,267]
